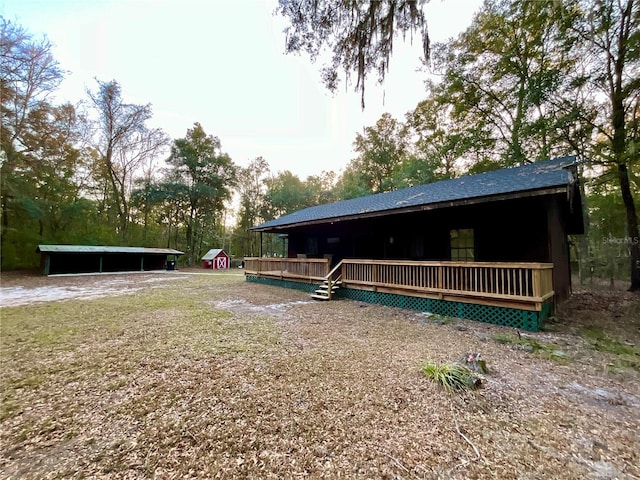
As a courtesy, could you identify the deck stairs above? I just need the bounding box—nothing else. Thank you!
[311,261,344,301]
[311,279,342,300]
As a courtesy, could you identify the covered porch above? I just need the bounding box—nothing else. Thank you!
[244,257,554,331]
[245,158,582,331]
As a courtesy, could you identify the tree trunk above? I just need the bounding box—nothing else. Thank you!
[577,168,591,285]
[608,0,638,290]
[104,144,127,241]
[142,205,148,244]
[617,162,640,290]
[185,222,193,265]
[0,151,17,261]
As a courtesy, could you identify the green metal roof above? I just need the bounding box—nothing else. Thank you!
[36,245,184,255]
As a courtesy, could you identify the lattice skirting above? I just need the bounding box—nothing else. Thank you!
[245,275,318,293]
[244,276,550,331]
[335,288,549,331]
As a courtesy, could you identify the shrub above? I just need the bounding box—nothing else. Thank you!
[421,362,481,392]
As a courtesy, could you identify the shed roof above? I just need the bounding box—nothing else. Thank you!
[201,249,228,260]
[251,156,579,232]
[36,245,184,255]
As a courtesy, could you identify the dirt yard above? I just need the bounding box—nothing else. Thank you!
[1,270,639,479]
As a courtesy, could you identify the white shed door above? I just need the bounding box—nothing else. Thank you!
[216,256,227,269]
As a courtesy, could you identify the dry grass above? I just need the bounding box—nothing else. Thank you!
[1,271,639,479]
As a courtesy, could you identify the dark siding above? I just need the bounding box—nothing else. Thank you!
[546,196,572,301]
[475,197,549,262]
[283,194,575,302]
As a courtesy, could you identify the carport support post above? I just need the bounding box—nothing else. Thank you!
[260,232,263,257]
[99,256,103,273]
[140,257,144,271]
[44,255,50,275]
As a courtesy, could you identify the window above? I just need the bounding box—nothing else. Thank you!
[450,228,474,261]
[410,235,424,258]
[307,237,318,256]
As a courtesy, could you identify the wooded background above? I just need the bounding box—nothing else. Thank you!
[1,0,638,289]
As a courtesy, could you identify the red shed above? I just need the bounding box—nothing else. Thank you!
[201,249,230,269]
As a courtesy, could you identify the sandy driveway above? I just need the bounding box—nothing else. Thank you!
[0,270,241,307]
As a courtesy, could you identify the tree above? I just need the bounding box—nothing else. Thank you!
[262,170,310,220]
[340,113,407,195]
[0,20,107,268]
[0,19,63,156]
[145,180,187,250]
[584,175,634,285]
[165,123,237,264]
[16,103,87,237]
[87,79,168,242]
[234,156,270,257]
[305,170,338,205]
[432,0,580,170]
[334,161,372,200]
[1,18,66,266]
[404,89,482,185]
[277,0,430,107]
[566,0,640,290]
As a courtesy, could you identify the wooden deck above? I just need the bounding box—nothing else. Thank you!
[244,258,554,311]
[243,257,330,283]
[339,259,553,311]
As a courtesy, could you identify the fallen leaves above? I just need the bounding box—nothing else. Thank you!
[1,272,639,479]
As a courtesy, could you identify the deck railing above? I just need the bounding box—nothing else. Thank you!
[244,257,554,311]
[340,259,554,310]
[244,257,330,282]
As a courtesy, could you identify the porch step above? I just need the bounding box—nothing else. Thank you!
[315,286,339,293]
[311,293,331,300]
[311,280,341,301]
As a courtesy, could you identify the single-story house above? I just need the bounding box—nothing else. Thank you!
[36,245,184,275]
[244,156,585,331]
[201,249,230,269]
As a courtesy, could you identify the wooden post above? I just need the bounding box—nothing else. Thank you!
[532,268,541,299]
[260,232,263,258]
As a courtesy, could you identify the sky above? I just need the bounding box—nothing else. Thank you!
[1,0,483,179]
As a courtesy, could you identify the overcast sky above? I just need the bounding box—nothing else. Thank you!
[1,0,483,179]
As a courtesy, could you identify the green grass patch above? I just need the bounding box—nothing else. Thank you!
[1,277,278,356]
[580,327,637,356]
[421,362,481,392]
[580,327,640,372]
[490,333,569,363]
[0,395,22,421]
[418,313,454,325]
[0,276,282,414]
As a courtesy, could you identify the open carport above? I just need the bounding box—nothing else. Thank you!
[36,245,184,275]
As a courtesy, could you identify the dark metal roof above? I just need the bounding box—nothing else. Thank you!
[36,245,184,255]
[252,156,578,232]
